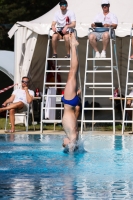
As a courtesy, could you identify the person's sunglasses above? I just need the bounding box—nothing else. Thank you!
[102,4,109,7]
[60,4,67,7]
[22,80,29,84]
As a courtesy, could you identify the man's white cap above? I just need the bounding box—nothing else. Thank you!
[101,0,110,4]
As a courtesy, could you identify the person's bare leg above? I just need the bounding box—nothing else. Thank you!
[52,33,61,54]
[64,34,79,100]
[0,102,24,113]
[102,32,109,51]
[2,102,24,133]
[130,39,133,59]
[63,34,70,55]
[89,33,99,52]
[75,105,80,119]
[9,109,15,132]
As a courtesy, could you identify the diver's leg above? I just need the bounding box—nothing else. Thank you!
[64,33,79,100]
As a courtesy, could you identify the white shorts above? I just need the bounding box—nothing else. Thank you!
[89,31,109,41]
[17,103,28,113]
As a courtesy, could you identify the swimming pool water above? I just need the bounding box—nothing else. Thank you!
[0,134,133,199]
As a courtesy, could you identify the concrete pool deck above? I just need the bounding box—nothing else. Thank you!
[0,129,132,135]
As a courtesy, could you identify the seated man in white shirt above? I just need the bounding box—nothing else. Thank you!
[51,0,76,58]
[0,77,34,133]
[88,0,118,58]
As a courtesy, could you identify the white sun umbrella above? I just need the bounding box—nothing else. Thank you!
[0,50,14,80]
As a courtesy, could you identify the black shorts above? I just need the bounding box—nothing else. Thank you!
[54,31,69,37]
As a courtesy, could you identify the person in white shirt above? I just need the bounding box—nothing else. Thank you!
[88,0,118,58]
[51,0,76,58]
[0,77,34,133]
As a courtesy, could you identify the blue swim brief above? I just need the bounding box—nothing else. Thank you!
[61,95,80,107]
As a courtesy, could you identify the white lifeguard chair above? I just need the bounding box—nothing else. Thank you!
[40,29,82,132]
[81,27,123,134]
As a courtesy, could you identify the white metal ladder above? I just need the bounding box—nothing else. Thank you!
[122,28,133,134]
[40,29,82,132]
[81,28,123,134]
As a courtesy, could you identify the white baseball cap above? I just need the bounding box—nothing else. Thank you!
[101,0,110,5]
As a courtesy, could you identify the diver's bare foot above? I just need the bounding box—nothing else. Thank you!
[69,33,79,47]
[130,54,133,59]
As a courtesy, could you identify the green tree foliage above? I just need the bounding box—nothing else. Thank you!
[0,0,59,50]
[0,0,59,23]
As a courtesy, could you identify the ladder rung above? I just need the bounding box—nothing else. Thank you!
[45,83,66,85]
[84,95,113,97]
[87,58,111,61]
[46,70,69,73]
[93,66,112,68]
[49,38,65,42]
[43,107,64,110]
[46,58,71,61]
[44,87,65,89]
[115,120,122,123]
[83,108,113,110]
[57,65,71,69]
[85,83,112,85]
[125,108,133,110]
[128,70,133,72]
[124,96,133,99]
[42,120,62,123]
[86,70,112,73]
[82,120,114,123]
[89,87,114,89]
[123,120,133,123]
[46,65,71,71]
[127,83,133,86]
[109,97,124,100]
[53,87,65,89]
[77,119,82,122]
[14,114,27,116]
[92,66,118,69]
[43,95,62,97]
